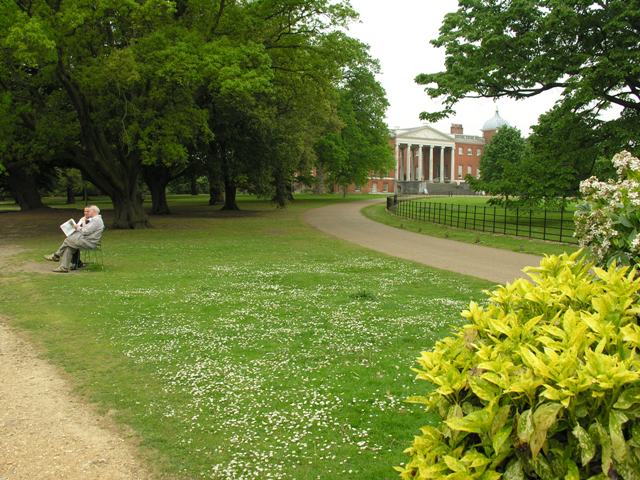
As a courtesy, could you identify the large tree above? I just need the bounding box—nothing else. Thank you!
[2,1,211,227]
[521,102,605,203]
[2,0,379,219]
[417,0,640,133]
[467,126,526,204]
[316,65,393,194]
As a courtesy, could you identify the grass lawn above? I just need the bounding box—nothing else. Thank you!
[362,203,578,257]
[0,194,492,480]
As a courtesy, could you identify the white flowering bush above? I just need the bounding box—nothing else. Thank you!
[575,151,640,266]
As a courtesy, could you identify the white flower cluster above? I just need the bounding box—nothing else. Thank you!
[576,151,640,265]
[574,208,618,261]
[612,150,640,176]
[632,234,640,253]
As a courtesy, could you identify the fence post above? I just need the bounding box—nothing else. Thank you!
[482,206,486,231]
[543,209,547,240]
[515,208,519,237]
[504,207,507,235]
[493,207,497,233]
[464,205,468,229]
[473,205,477,230]
[444,203,447,225]
[529,209,533,238]
[559,206,564,243]
[457,204,461,228]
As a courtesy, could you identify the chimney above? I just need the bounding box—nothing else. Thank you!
[450,124,463,135]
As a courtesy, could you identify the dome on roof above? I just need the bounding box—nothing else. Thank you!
[482,109,509,131]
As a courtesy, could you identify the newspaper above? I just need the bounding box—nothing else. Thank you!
[59,218,77,237]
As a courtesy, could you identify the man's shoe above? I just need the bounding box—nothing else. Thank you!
[52,267,69,273]
[44,254,60,261]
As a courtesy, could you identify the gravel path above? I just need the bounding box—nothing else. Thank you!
[304,199,542,284]
[0,243,153,480]
[0,320,153,480]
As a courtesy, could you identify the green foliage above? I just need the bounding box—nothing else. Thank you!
[467,126,526,204]
[522,103,604,203]
[417,1,640,122]
[316,66,393,190]
[398,251,640,479]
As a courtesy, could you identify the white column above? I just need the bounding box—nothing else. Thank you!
[417,145,423,180]
[450,147,456,183]
[439,147,445,183]
[394,142,400,180]
[406,145,411,181]
[428,145,433,182]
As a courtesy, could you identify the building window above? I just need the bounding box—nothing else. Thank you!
[477,149,481,156]
[458,165,463,178]
[383,183,388,193]
[355,184,361,192]
[467,147,472,155]
[467,165,472,175]
[458,147,463,155]
[371,182,378,193]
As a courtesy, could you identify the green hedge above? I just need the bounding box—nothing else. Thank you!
[398,251,640,479]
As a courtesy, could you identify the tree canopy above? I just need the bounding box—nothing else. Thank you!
[316,65,394,193]
[1,0,390,226]
[467,126,526,203]
[417,0,640,128]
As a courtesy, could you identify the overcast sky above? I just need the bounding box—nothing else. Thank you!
[346,0,562,137]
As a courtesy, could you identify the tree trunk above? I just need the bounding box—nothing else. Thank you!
[111,186,148,228]
[5,164,45,210]
[220,147,239,210]
[147,177,171,215]
[209,182,224,205]
[206,161,224,206]
[314,165,326,194]
[190,174,198,195]
[273,169,287,208]
[66,184,75,204]
[143,167,172,215]
[222,177,239,210]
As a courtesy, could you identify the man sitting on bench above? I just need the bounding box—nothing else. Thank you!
[44,205,105,273]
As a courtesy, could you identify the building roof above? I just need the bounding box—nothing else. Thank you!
[481,109,509,131]
[454,134,485,145]
[392,125,455,144]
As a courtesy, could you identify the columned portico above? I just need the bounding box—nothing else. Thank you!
[427,146,433,182]
[392,125,457,194]
[451,148,456,183]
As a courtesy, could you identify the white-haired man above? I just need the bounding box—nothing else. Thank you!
[44,205,105,273]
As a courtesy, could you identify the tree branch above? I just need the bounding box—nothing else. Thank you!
[209,0,226,38]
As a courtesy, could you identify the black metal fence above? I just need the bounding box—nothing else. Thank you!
[387,195,577,244]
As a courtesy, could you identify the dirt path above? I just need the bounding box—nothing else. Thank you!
[304,199,542,284]
[0,245,153,480]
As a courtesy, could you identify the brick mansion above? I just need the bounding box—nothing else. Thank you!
[349,109,509,195]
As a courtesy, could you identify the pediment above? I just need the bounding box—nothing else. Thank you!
[395,125,454,143]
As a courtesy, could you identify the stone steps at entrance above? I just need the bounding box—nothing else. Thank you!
[397,181,477,196]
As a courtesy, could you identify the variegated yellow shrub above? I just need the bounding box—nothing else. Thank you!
[398,251,640,480]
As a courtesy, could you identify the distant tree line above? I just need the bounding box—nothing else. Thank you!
[0,0,393,228]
